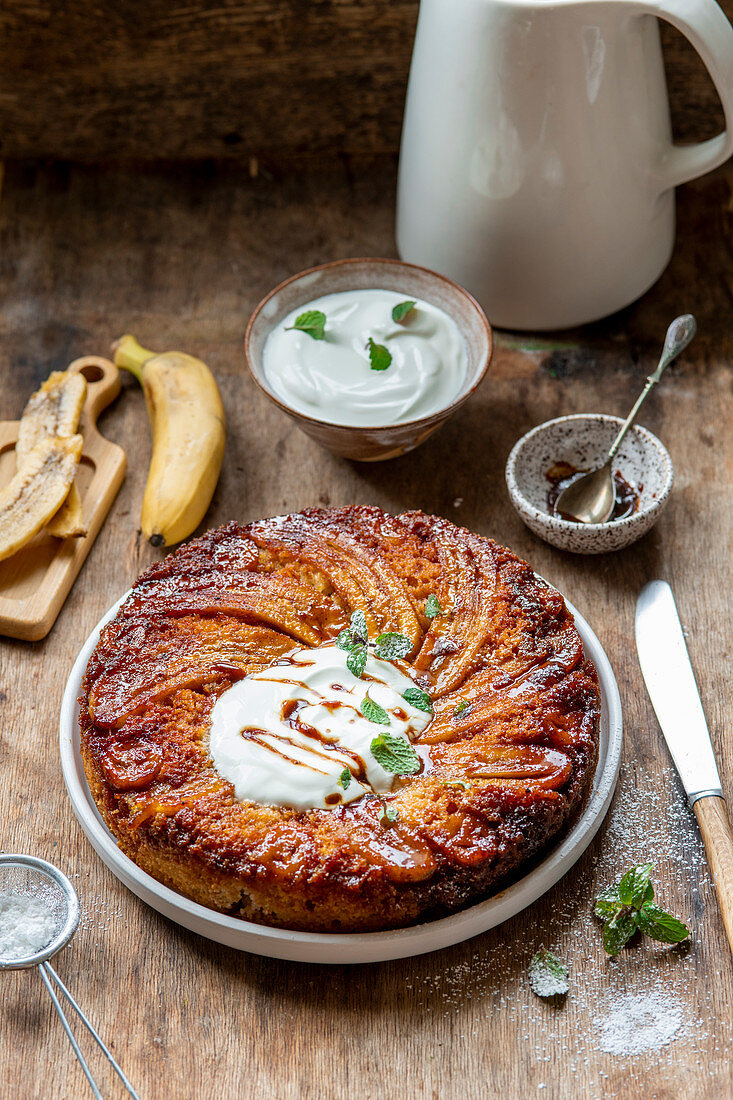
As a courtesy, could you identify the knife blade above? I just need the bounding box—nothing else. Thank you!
[635,579,722,806]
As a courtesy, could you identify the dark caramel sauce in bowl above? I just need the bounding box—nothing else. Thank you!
[545,462,641,523]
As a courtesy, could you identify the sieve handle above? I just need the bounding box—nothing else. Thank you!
[39,962,142,1099]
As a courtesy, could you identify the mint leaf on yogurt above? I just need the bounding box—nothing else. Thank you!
[367,337,392,371]
[286,310,326,340]
[361,695,390,725]
[371,730,421,775]
[338,768,352,790]
[392,300,416,323]
[346,644,367,679]
[402,686,432,714]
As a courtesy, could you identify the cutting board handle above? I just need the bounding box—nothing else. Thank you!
[68,356,121,437]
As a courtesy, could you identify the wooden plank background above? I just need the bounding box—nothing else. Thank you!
[0,0,730,160]
[0,155,731,1097]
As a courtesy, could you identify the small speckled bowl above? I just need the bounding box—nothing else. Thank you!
[244,257,492,461]
[505,414,674,554]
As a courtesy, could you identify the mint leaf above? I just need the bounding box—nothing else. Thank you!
[367,337,392,371]
[602,910,639,956]
[392,300,416,323]
[286,310,326,340]
[595,866,689,955]
[361,695,390,725]
[374,632,412,660]
[618,863,654,908]
[529,949,569,998]
[336,628,354,651]
[425,594,443,619]
[347,644,367,679]
[350,609,368,645]
[338,768,351,790]
[371,730,421,775]
[593,885,623,920]
[636,904,690,945]
[379,803,399,827]
[402,686,432,714]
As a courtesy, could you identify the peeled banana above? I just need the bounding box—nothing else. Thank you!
[113,335,226,547]
[16,370,88,539]
[0,435,83,561]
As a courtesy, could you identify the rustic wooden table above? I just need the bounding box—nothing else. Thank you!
[1,157,731,1099]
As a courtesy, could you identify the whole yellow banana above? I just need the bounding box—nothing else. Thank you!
[113,335,226,547]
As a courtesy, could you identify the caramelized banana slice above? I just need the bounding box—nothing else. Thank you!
[0,435,83,561]
[16,371,86,465]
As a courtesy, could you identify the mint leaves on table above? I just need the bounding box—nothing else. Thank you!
[285,309,326,340]
[402,686,432,714]
[371,730,421,775]
[338,768,352,790]
[392,300,416,323]
[529,949,569,999]
[424,594,443,619]
[594,864,690,955]
[367,337,392,371]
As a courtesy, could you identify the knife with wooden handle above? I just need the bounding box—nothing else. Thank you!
[636,580,733,955]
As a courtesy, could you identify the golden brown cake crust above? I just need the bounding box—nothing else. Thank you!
[79,507,600,931]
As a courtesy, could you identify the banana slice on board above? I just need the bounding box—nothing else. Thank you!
[16,371,86,463]
[16,370,88,538]
[0,435,83,561]
[46,483,85,538]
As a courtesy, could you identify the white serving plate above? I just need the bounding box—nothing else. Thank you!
[60,590,622,964]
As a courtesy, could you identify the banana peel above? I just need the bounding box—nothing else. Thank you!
[113,335,225,547]
[0,435,83,561]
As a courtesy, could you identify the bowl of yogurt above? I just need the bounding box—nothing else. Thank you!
[244,257,492,460]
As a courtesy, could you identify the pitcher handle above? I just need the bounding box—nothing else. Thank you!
[634,0,733,189]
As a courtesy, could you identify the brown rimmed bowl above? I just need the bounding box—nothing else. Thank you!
[244,257,493,461]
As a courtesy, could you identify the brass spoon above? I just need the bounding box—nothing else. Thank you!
[556,314,696,524]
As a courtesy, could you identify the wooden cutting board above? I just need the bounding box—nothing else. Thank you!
[0,355,126,640]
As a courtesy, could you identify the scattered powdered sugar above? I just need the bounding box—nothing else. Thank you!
[400,762,726,1098]
[72,871,124,946]
[594,991,684,1055]
[0,891,58,961]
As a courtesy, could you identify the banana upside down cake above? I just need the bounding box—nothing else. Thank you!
[79,507,601,932]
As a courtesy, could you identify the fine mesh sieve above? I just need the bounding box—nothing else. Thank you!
[0,854,140,1098]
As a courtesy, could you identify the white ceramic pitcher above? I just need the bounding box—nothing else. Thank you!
[396,0,733,329]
